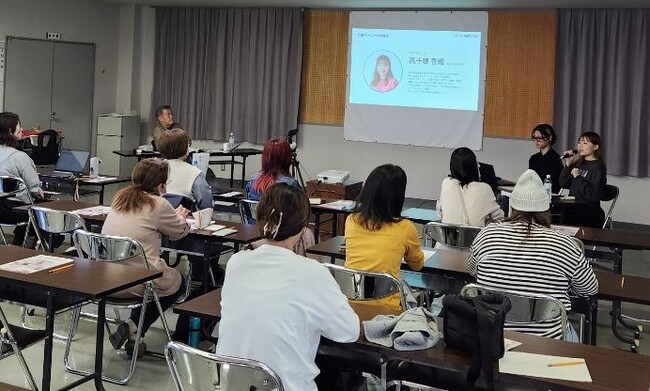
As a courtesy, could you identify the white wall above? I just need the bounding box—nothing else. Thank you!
[0,0,122,153]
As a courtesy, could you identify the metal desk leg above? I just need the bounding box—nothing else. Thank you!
[42,293,55,391]
[331,212,338,239]
[241,155,248,189]
[98,185,105,205]
[94,299,107,390]
[229,156,235,188]
[314,212,321,244]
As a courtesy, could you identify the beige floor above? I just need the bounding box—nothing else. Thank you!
[2,184,650,389]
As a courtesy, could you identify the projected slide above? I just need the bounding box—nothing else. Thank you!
[344,11,488,150]
[349,28,482,111]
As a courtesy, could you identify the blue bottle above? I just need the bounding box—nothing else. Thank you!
[188,317,201,348]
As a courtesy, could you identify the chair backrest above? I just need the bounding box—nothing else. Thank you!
[322,263,408,310]
[32,129,61,165]
[163,193,198,212]
[601,184,619,229]
[164,341,284,391]
[72,229,149,268]
[461,283,567,340]
[29,207,87,252]
[0,176,33,205]
[424,221,482,249]
[238,199,259,224]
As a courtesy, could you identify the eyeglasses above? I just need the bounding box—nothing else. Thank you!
[531,136,547,141]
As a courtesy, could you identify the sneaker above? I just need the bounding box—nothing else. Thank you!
[125,338,146,358]
[109,322,131,350]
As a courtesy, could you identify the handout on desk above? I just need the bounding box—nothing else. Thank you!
[499,351,592,383]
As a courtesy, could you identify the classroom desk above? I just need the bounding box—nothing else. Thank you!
[20,200,261,292]
[172,287,650,391]
[37,172,131,205]
[113,148,262,188]
[0,245,161,391]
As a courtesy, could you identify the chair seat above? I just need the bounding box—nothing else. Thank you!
[1,323,47,354]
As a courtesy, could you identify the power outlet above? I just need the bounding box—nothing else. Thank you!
[220,164,226,171]
[46,32,61,40]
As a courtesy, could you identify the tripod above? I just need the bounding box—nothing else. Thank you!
[290,148,305,188]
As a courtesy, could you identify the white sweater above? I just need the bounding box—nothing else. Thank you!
[436,177,504,226]
[216,244,360,391]
[166,159,200,198]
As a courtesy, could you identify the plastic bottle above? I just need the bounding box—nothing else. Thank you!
[544,175,552,201]
[188,317,201,348]
[228,132,235,150]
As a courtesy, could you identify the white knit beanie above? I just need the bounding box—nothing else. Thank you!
[510,169,550,212]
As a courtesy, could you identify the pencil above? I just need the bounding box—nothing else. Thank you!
[49,263,74,274]
[581,229,585,236]
[547,361,584,367]
[621,277,625,288]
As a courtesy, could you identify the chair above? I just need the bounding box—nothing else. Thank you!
[163,193,198,212]
[0,176,34,247]
[31,129,61,165]
[0,305,45,390]
[28,206,86,252]
[423,221,482,249]
[63,229,172,385]
[238,199,259,224]
[461,283,568,340]
[164,341,284,391]
[601,184,619,229]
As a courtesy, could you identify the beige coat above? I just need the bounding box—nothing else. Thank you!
[102,195,190,298]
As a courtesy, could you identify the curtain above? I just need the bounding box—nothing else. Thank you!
[151,8,303,144]
[554,9,650,177]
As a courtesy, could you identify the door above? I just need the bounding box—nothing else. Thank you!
[3,37,95,151]
[3,38,54,130]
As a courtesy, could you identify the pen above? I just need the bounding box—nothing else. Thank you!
[581,229,585,236]
[547,361,584,367]
[49,264,74,274]
[621,276,625,288]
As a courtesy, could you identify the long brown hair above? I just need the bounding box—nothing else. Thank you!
[570,131,603,169]
[505,209,551,235]
[0,112,20,147]
[112,158,169,213]
[257,183,309,241]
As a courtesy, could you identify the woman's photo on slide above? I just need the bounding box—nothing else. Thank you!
[365,52,402,93]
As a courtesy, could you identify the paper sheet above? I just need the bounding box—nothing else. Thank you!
[213,200,235,207]
[81,176,117,183]
[72,206,112,216]
[320,200,355,211]
[499,351,592,383]
[0,255,73,274]
[550,225,581,236]
[422,249,436,260]
[218,191,243,197]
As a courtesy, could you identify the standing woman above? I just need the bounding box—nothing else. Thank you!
[345,164,424,311]
[246,138,299,201]
[558,131,607,228]
[529,123,564,194]
[0,112,44,245]
[371,55,399,93]
[102,158,191,352]
[436,147,504,226]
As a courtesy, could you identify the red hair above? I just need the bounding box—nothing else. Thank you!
[253,138,292,193]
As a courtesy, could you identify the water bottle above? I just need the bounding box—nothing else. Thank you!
[544,175,552,201]
[228,132,235,150]
[188,317,201,348]
[89,157,101,179]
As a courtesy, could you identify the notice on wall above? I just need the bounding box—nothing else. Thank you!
[0,41,5,82]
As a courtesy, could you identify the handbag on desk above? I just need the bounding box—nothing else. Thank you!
[442,293,511,390]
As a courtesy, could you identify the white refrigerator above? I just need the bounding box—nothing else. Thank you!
[96,115,140,177]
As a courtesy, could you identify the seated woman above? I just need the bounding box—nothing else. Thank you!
[156,128,212,210]
[558,131,607,228]
[436,147,504,226]
[0,112,44,246]
[245,138,299,201]
[216,183,359,391]
[102,158,191,353]
[529,123,564,194]
[344,164,424,311]
[469,169,598,340]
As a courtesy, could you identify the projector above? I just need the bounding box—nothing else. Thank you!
[317,170,350,184]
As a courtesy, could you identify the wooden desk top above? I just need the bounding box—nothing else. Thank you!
[576,226,650,251]
[0,245,161,298]
[172,287,650,391]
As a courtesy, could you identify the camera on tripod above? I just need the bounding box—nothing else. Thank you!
[286,128,299,150]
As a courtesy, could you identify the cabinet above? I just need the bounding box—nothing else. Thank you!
[306,179,363,237]
[96,115,140,177]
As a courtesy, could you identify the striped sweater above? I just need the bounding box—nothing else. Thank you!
[468,222,598,339]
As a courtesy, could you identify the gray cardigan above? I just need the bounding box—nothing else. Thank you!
[0,145,41,203]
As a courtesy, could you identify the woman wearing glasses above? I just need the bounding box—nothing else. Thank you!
[528,123,564,194]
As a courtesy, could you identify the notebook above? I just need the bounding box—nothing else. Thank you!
[42,149,90,179]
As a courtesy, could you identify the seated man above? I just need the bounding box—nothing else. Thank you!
[151,105,182,150]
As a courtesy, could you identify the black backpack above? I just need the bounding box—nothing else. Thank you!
[32,129,60,165]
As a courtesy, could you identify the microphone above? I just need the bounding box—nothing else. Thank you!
[560,149,578,160]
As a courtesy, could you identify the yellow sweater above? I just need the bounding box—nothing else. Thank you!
[344,214,425,310]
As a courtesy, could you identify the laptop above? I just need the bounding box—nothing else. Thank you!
[478,162,499,191]
[43,149,90,179]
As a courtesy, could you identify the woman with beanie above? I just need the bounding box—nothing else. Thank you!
[468,169,598,341]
